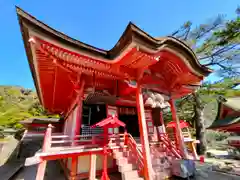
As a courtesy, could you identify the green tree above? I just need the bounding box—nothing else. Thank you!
[171,9,240,154]
[0,86,57,129]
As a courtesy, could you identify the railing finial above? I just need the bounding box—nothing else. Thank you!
[48,124,53,128]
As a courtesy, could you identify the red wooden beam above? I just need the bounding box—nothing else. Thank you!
[39,150,104,161]
[51,65,58,111]
[24,123,61,127]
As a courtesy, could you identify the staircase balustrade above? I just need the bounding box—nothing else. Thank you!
[158,133,182,159]
[124,133,144,175]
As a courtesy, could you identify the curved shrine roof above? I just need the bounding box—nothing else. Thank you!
[207,97,240,132]
[16,7,211,75]
[16,7,212,114]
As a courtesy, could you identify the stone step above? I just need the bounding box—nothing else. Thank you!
[109,142,125,147]
[116,156,129,165]
[131,178,144,180]
[113,149,142,180]
[113,152,123,159]
[118,163,135,173]
[113,151,129,159]
[122,170,139,180]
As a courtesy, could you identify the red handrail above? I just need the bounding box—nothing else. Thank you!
[159,133,182,159]
[124,133,144,175]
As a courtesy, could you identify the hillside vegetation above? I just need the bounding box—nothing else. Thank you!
[0,86,56,129]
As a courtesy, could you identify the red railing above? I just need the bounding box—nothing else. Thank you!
[42,125,182,161]
[158,133,182,159]
[124,133,144,175]
[41,124,128,152]
[36,124,53,180]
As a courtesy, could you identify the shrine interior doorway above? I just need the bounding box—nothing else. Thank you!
[118,113,140,138]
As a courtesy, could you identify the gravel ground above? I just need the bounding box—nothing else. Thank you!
[194,161,240,180]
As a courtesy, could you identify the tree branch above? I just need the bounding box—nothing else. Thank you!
[199,44,238,60]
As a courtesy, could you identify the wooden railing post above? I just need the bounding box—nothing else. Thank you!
[43,124,53,151]
[36,124,53,180]
[124,131,128,145]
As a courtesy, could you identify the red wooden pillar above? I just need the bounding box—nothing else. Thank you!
[70,157,78,180]
[74,79,85,137]
[89,153,97,180]
[101,127,110,180]
[72,78,85,146]
[101,146,110,180]
[136,84,153,180]
[74,100,83,139]
[169,99,187,158]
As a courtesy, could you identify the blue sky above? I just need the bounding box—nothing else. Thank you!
[0,0,239,89]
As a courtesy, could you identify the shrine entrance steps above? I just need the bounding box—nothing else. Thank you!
[109,134,181,180]
[112,145,174,180]
[112,148,144,180]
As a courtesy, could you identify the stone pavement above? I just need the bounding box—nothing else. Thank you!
[195,162,240,180]
[0,160,24,180]
[11,161,65,180]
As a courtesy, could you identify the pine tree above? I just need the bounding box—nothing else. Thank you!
[171,8,240,154]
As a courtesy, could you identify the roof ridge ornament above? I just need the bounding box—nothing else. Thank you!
[28,37,36,44]
[218,96,227,102]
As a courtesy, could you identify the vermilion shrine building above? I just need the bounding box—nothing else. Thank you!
[17,7,211,180]
[208,97,240,148]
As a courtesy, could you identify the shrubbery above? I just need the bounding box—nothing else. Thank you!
[205,130,230,149]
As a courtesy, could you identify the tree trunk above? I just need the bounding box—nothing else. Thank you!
[193,92,207,155]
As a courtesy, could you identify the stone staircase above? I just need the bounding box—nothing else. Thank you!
[150,145,172,180]
[112,144,175,180]
[110,133,180,180]
[113,148,144,180]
